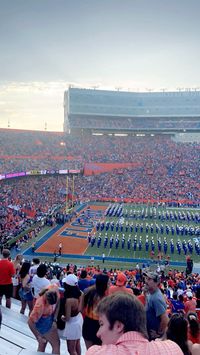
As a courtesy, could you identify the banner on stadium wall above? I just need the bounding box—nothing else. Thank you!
[84,162,141,176]
[5,172,26,179]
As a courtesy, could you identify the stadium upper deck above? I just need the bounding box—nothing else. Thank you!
[64,88,200,134]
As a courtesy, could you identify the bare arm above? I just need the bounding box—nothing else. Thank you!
[159,312,169,335]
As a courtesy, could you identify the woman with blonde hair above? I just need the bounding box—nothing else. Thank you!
[28,285,60,354]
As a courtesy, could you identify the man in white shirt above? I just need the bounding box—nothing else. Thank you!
[32,263,50,299]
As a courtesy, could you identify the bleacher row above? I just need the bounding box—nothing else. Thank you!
[0,298,86,355]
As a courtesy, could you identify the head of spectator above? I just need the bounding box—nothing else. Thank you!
[62,273,81,299]
[80,269,87,279]
[2,249,10,259]
[143,271,160,293]
[115,273,127,287]
[95,273,109,297]
[166,313,191,355]
[32,258,40,266]
[36,263,48,278]
[187,312,200,344]
[186,291,193,300]
[19,261,31,279]
[39,287,58,305]
[95,293,147,345]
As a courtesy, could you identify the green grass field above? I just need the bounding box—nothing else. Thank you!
[84,204,200,262]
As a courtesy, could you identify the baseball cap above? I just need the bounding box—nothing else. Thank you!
[186,291,193,298]
[116,273,127,286]
[62,274,78,286]
[143,270,160,283]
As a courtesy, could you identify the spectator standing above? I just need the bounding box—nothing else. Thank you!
[78,270,92,292]
[12,254,23,299]
[28,286,60,354]
[0,249,15,308]
[82,273,109,349]
[144,271,168,340]
[108,272,133,295]
[32,264,50,300]
[166,313,191,355]
[29,258,40,278]
[185,291,197,314]
[18,261,34,314]
[58,274,83,355]
[187,312,200,344]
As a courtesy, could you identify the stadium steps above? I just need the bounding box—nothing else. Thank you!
[1,298,86,355]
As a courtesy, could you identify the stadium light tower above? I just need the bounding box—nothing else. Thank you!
[44,122,47,131]
[8,119,10,128]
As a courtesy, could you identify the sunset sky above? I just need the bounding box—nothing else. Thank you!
[0,0,200,131]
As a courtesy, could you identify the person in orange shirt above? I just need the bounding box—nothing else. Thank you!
[28,285,60,354]
[108,273,133,295]
[185,291,197,314]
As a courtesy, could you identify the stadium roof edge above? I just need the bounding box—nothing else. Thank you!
[65,87,200,95]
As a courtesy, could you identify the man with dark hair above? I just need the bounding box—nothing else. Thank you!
[0,249,15,308]
[144,271,169,340]
[78,270,91,292]
[86,293,182,355]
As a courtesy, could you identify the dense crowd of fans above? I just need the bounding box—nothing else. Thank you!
[0,250,199,354]
[71,116,200,130]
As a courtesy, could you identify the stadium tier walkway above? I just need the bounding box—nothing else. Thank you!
[0,298,86,355]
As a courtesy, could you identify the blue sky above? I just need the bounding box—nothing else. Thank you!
[0,0,200,131]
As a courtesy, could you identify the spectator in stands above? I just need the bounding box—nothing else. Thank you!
[78,270,92,292]
[108,272,133,295]
[82,273,109,349]
[18,261,33,315]
[166,313,191,355]
[0,249,15,308]
[58,274,83,355]
[28,285,60,354]
[185,291,197,314]
[32,263,50,300]
[86,292,183,355]
[144,270,168,340]
[12,254,23,299]
[187,312,200,344]
[29,258,40,277]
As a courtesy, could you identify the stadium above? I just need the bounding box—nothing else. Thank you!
[1,87,200,354]
[0,87,200,268]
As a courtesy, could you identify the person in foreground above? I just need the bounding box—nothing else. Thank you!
[28,285,60,354]
[86,293,183,355]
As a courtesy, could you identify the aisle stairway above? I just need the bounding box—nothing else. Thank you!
[0,298,86,355]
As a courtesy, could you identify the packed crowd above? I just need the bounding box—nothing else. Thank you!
[0,249,199,354]
[0,175,66,247]
[71,116,200,130]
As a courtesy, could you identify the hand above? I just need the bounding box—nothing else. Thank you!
[37,335,47,344]
[61,315,66,322]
